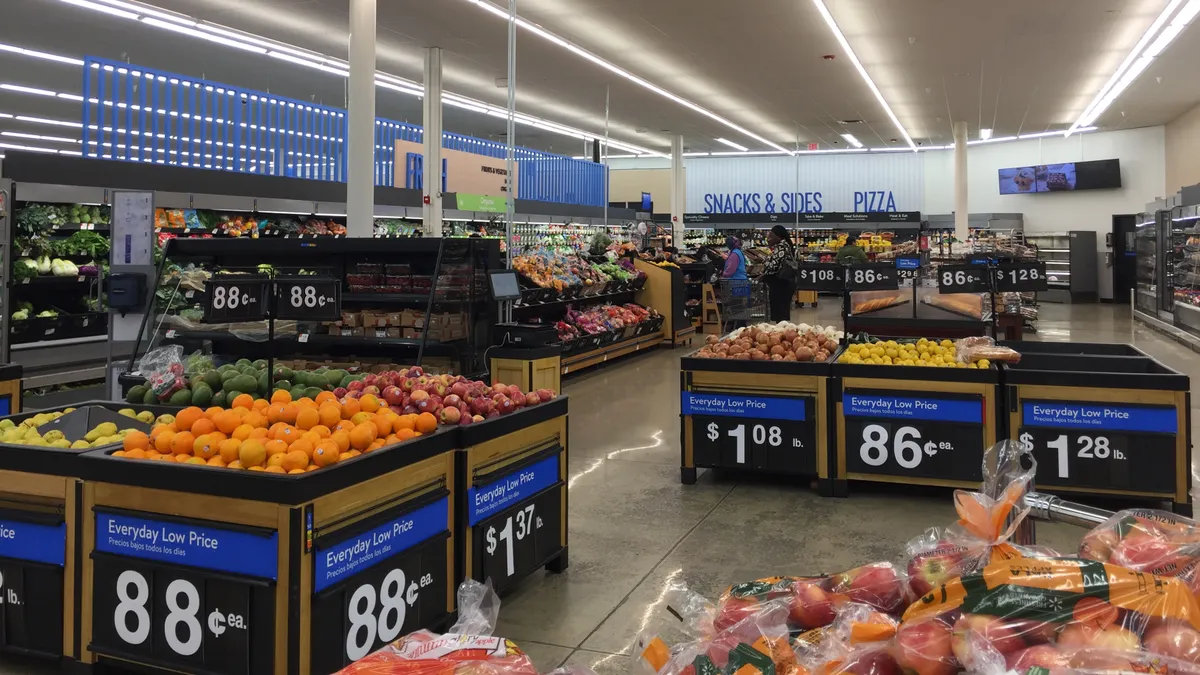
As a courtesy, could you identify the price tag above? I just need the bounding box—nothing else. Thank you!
[937,264,990,294]
[203,277,268,323]
[994,262,1049,292]
[91,511,277,675]
[895,256,922,282]
[794,263,843,292]
[0,516,68,656]
[842,390,985,482]
[273,277,341,321]
[1019,401,1178,494]
[468,454,563,591]
[845,263,898,291]
[310,498,450,673]
[683,392,816,473]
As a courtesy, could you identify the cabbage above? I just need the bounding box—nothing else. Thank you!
[36,255,50,274]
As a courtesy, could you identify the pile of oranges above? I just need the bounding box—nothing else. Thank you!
[114,390,439,474]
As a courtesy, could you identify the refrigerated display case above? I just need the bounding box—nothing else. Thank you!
[1135,211,1160,316]
[1170,205,1200,335]
[1025,231,1097,303]
[1135,210,1178,322]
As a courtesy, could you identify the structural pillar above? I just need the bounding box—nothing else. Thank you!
[346,0,377,238]
[423,47,444,237]
[953,121,969,241]
[671,134,685,244]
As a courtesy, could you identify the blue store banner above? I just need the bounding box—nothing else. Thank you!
[1023,402,1178,434]
[468,455,559,526]
[314,497,448,592]
[0,519,65,566]
[96,512,278,580]
[843,394,981,424]
[681,392,807,421]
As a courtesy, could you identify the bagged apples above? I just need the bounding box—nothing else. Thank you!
[1078,509,1200,592]
[334,580,536,675]
[796,603,901,675]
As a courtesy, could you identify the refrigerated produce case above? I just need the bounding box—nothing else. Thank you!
[1170,205,1200,336]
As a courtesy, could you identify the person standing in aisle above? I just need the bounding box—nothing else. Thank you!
[722,236,748,281]
[762,225,798,322]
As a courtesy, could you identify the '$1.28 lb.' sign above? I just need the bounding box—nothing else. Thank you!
[683,392,817,474]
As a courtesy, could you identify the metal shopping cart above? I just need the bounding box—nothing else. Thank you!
[718,278,767,331]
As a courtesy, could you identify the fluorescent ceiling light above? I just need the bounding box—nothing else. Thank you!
[58,0,137,19]
[811,0,916,152]
[840,133,863,148]
[980,128,992,141]
[0,42,85,66]
[140,18,268,54]
[1,131,80,144]
[461,0,792,155]
[714,138,748,152]
[1068,0,1197,135]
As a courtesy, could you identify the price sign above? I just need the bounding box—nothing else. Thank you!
[469,454,563,591]
[937,264,990,294]
[0,515,67,656]
[795,263,843,292]
[994,262,1049,292]
[203,277,268,323]
[842,391,985,481]
[684,392,816,473]
[273,277,341,321]
[90,511,277,675]
[895,256,922,282]
[845,263,898,291]
[1019,401,1178,494]
[310,498,450,674]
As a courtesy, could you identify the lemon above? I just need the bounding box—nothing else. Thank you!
[940,339,953,348]
[967,362,979,369]
[978,359,991,369]
[885,348,898,358]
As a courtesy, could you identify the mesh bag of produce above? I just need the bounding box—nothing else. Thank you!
[335,580,536,675]
[1078,509,1200,594]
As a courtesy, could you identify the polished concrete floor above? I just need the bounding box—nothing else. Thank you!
[2,304,1196,674]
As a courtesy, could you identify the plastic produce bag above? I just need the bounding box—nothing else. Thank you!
[797,603,900,675]
[335,580,535,675]
[136,344,186,401]
[1078,509,1200,592]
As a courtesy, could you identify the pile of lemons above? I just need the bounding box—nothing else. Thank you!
[837,338,991,369]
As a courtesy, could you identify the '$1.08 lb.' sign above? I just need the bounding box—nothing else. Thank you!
[683,392,817,474]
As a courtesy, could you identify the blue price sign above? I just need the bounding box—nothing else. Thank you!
[0,518,65,566]
[687,392,817,474]
[95,511,278,579]
[682,392,806,421]
[468,454,560,527]
[314,498,448,593]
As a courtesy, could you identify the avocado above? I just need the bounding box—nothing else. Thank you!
[202,370,224,390]
[225,389,242,403]
[126,385,148,403]
[211,391,227,407]
[303,387,323,400]
[231,374,258,393]
[273,380,292,392]
[235,358,252,368]
[325,370,347,387]
[289,386,307,402]
[220,369,241,383]
[274,367,294,381]
[191,384,213,407]
[142,388,157,405]
[168,389,193,406]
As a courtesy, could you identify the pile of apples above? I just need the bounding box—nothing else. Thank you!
[336,366,556,427]
[693,322,843,362]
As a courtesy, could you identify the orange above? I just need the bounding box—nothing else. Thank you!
[264,465,287,474]
[252,398,270,411]
[385,434,399,445]
[190,417,215,437]
[213,410,240,435]
[280,404,299,425]
[232,424,254,441]
[312,442,339,467]
[281,450,309,472]
[155,454,174,461]
[267,453,286,468]
[341,398,362,419]
[305,465,319,472]
[347,450,361,458]
[249,427,270,439]
[296,397,316,408]
[175,407,204,433]
[359,394,381,413]
[318,403,342,429]
[271,389,292,404]
[239,439,267,468]
[247,466,265,472]
[207,455,227,467]
[267,404,288,425]
[227,459,245,470]
[337,451,354,462]
[149,424,171,442]
[289,439,314,458]
[232,393,255,409]
[146,450,162,460]
[273,424,299,443]
[415,413,437,434]
[394,428,416,442]
[230,406,249,418]
[295,407,320,431]
[193,434,218,459]
[316,440,340,460]
[350,411,373,427]
[392,415,416,432]
[331,431,351,453]
[264,439,289,457]
[243,411,267,428]
[310,424,331,439]
[349,423,377,451]
[315,391,336,405]
[204,406,222,418]
[123,431,151,452]
[207,431,228,444]
[288,468,306,475]
[218,438,242,463]
[171,431,196,455]
[300,431,322,447]
[372,413,394,437]
[186,456,208,465]
[366,439,384,452]
[333,420,353,434]
[175,453,192,462]
[122,449,142,459]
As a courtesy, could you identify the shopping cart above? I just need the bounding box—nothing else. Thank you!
[718,278,767,331]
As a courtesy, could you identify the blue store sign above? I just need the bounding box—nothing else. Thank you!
[468,454,560,526]
[682,392,807,421]
[1022,402,1177,434]
[313,497,448,593]
[843,394,982,424]
[0,519,65,566]
[95,511,278,580]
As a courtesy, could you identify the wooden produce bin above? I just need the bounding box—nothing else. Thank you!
[830,363,1001,494]
[490,346,562,394]
[75,428,459,675]
[0,399,160,664]
[457,397,568,593]
[635,259,694,346]
[680,356,833,491]
[1001,341,1192,515]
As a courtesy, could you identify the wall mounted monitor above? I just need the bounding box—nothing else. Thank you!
[641,192,653,211]
[999,159,1121,194]
[999,166,1036,194]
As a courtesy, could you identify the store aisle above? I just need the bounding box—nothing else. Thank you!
[502,303,1200,675]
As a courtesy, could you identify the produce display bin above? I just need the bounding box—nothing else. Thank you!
[456,397,569,594]
[74,429,459,675]
[680,356,833,490]
[489,346,562,395]
[1001,341,1191,515]
[830,362,1001,494]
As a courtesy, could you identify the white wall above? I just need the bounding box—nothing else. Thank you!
[1166,103,1200,194]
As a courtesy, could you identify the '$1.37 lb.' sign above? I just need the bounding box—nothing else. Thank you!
[469,454,564,592]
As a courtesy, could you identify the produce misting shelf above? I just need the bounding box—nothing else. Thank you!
[561,332,664,376]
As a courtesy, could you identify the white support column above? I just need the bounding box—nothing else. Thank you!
[953,121,969,241]
[423,47,444,237]
[671,134,685,244]
[346,0,377,238]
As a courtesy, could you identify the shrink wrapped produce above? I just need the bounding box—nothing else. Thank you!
[1078,509,1200,596]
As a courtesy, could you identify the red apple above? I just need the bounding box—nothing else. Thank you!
[1005,618,1058,645]
[536,388,555,402]
[408,366,424,377]
[951,615,1024,668]
[837,648,901,675]
[402,405,418,415]
[714,596,762,632]
[450,382,470,399]
[525,392,540,407]
[834,563,906,614]
[347,380,365,392]
[1005,645,1069,675]
[1056,624,1140,651]
[459,413,474,426]
[443,394,462,408]
[363,374,378,386]
[788,581,834,629]
[493,394,516,415]
[344,390,363,400]
[382,386,404,406]
[362,385,380,396]
[333,387,348,398]
[894,618,956,675]
[471,397,494,416]
[389,405,404,415]
[433,382,448,396]
[440,407,461,425]
[377,376,394,389]
[491,382,509,395]
[907,542,970,598]
[507,384,522,399]
[410,389,430,404]
[1144,623,1200,664]
[400,378,416,393]
[472,414,484,423]
[1113,532,1189,573]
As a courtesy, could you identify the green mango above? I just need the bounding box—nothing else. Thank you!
[303,387,323,400]
[273,380,292,392]
[257,372,269,395]
[168,389,192,406]
[212,391,227,407]
[289,386,307,402]
[202,370,223,390]
[126,385,148,404]
[220,369,241,383]
[325,370,347,387]
[191,384,213,407]
[235,358,252,368]
[252,359,268,370]
[142,388,157,405]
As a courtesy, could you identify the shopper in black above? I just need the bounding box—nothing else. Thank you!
[762,225,798,322]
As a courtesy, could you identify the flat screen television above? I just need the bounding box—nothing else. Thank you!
[999,166,1036,194]
[641,192,652,211]
[999,159,1121,194]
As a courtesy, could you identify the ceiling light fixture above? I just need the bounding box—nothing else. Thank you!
[980,128,992,141]
[840,133,863,148]
[1068,0,1198,135]
[811,0,917,152]
[53,0,667,158]
[460,0,793,155]
[714,138,748,152]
